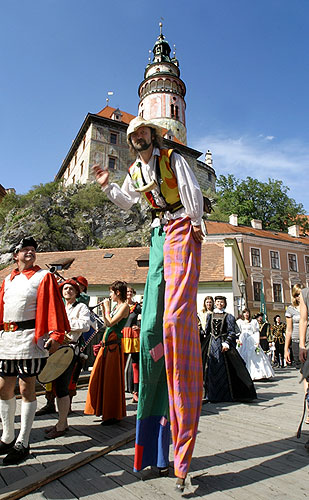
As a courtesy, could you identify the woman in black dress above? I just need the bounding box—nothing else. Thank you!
[204,296,256,403]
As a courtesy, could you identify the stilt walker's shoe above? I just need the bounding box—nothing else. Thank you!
[3,442,30,465]
[175,478,185,492]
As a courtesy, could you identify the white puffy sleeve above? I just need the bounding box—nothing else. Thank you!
[102,174,141,210]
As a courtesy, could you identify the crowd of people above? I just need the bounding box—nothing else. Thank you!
[0,116,308,492]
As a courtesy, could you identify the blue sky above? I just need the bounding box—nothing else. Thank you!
[1,0,308,211]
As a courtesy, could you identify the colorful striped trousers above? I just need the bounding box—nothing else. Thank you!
[164,217,203,478]
[134,218,202,478]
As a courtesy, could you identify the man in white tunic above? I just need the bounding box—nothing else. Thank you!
[0,237,69,465]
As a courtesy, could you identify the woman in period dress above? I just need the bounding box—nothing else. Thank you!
[285,284,303,369]
[204,296,256,403]
[84,280,129,425]
[237,308,274,381]
[198,296,214,399]
[122,286,142,403]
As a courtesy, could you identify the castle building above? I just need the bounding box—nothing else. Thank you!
[55,25,216,192]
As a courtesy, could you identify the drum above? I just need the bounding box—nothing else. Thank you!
[37,346,74,384]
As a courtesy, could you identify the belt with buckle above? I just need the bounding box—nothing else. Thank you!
[3,320,36,332]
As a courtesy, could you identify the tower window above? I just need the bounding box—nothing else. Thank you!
[171,104,174,117]
[110,132,117,144]
[80,161,84,176]
[175,106,179,119]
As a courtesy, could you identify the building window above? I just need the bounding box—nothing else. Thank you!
[175,105,179,119]
[67,166,70,177]
[108,157,116,170]
[208,172,212,182]
[253,281,262,301]
[273,283,282,302]
[82,136,86,151]
[80,161,84,176]
[171,104,174,117]
[110,132,117,145]
[72,175,75,184]
[288,253,297,272]
[74,153,77,166]
[270,250,280,269]
[251,248,261,267]
[305,256,309,274]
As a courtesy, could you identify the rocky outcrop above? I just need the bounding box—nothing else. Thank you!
[0,182,152,267]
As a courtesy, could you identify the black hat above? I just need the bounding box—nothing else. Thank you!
[214,296,227,302]
[13,236,38,254]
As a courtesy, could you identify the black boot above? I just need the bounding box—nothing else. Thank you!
[36,397,56,416]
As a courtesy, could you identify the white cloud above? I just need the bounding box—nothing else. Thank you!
[192,134,309,211]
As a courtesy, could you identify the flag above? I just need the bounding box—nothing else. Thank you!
[260,282,267,322]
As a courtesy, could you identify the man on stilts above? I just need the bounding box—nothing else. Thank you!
[93,115,204,491]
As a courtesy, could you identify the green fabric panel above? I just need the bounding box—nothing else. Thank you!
[137,226,169,419]
[105,315,128,340]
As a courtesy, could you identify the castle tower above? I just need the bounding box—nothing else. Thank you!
[138,23,187,145]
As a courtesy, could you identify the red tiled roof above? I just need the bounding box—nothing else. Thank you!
[0,243,227,286]
[96,106,136,125]
[205,220,309,245]
[96,106,185,145]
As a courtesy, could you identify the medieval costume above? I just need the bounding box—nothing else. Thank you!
[236,318,274,380]
[0,236,69,464]
[258,320,271,353]
[123,301,142,400]
[204,309,256,402]
[84,308,127,421]
[271,321,286,368]
[102,130,203,479]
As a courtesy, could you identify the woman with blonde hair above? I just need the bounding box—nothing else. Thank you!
[286,284,309,425]
[285,284,302,368]
[198,296,214,331]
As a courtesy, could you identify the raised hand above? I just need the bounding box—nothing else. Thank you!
[92,164,109,188]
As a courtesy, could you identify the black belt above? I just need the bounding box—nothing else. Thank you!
[3,320,36,332]
[102,339,121,347]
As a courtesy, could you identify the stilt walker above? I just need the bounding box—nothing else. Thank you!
[93,115,204,491]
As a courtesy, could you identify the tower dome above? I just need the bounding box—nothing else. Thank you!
[138,23,187,145]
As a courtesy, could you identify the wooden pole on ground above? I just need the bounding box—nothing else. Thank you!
[0,429,136,500]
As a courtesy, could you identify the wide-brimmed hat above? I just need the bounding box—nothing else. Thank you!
[126,116,163,139]
[58,279,80,297]
[13,236,38,254]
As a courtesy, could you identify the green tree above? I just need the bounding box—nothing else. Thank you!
[209,174,306,232]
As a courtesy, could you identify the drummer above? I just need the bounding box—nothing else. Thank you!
[44,279,90,439]
[0,236,69,465]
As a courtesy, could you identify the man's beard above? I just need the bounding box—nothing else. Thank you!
[133,139,152,151]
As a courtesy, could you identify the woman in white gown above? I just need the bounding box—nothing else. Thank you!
[237,308,274,380]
